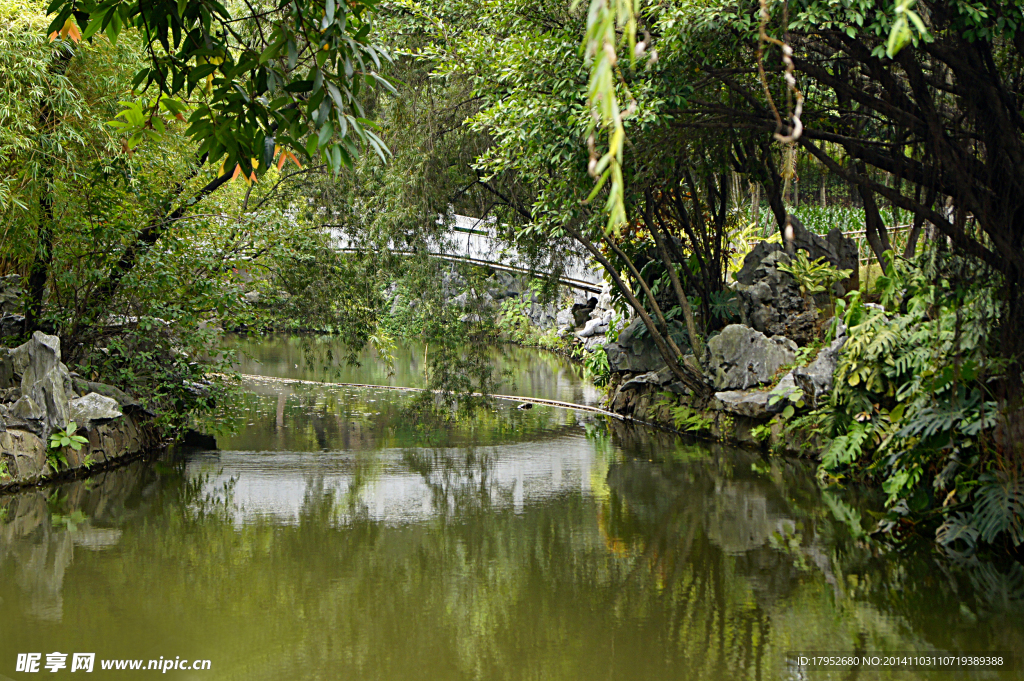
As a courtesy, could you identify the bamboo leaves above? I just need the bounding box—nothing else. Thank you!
[45,0,394,178]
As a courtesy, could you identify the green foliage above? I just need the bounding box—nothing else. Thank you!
[657,393,713,433]
[496,295,534,343]
[49,421,89,452]
[814,247,1013,547]
[46,421,89,471]
[887,0,930,57]
[776,251,852,299]
[581,346,610,386]
[46,0,392,177]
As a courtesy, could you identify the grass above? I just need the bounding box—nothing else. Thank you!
[736,203,911,237]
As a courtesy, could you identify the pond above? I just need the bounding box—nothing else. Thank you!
[1,336,1022,680]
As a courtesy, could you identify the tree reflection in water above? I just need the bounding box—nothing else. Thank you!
[0,392,1022,680]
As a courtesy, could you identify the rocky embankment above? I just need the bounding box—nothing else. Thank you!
[0,332,160,488]
[603,222,858,453]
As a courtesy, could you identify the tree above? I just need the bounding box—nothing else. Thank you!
[579,0,1024,398]
[7,0,393,334]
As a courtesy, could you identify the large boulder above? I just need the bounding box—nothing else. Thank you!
[603,319,673,374]
[70,377,142,411]
[706,324,796,390]
[70,392,124,432]
[15,331,61,386]
[13,332,74,438]
[733,247,820,345]
[733,217,858,346]
[792,332,847,407]
[9,395,45,436]
[711,390,772,418]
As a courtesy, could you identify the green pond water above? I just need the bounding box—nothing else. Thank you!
[1,336,1022,680]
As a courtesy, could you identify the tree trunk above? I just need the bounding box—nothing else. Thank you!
[646,191,703,360]
[750,181,761,230]
[854,164,893,265]
[562,222,711,401]
[23,46,74,336]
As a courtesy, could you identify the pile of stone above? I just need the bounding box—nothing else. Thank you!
[598,219,857,448]
[732,219,857,346]
[1,332,157,484]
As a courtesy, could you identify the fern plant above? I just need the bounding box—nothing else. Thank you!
[812,247,1012,546]
[656,393,713,433]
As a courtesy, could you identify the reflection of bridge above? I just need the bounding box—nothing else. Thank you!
[329,214,606,294]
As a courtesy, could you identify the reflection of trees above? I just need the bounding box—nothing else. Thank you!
[3,412,1024,678]
[225,335,600,405]
[602,421,1024,677]
[204,380,594,456]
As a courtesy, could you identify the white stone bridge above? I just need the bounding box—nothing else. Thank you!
[329,214,606,294]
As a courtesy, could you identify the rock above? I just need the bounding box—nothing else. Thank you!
[12,333,73,438]
[733,248,819,345]
[451,292,469,308]
[619,370,667,392]
[0,400,32,433]
[459,313,482,323]
[0,428,47,479]
[555,309,572,327]
[70,379,140,410]
[571,298,597,327]
[603,318,690,374]
[706,324,796,390]
[666,381,690,395]
[577,317,609,338]
[792,334,847,407]
[9,395,44,435]
[787,214,858,276]
[69,393,123,432]
[0,313,22,338]
[26,366,73,438]
[526,301,558,329]
[735,241,785,286]
[244,291,260,304]
[733,217,858,346]
[16,331,61,386]
[0,348,13,389]
[712,390,772,418]
[441,269,466,298]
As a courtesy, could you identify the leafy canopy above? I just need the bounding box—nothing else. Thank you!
[46,0,394,177]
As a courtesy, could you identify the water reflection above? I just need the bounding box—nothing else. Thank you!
[1,340,1022,680]
[227,334,604,406]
